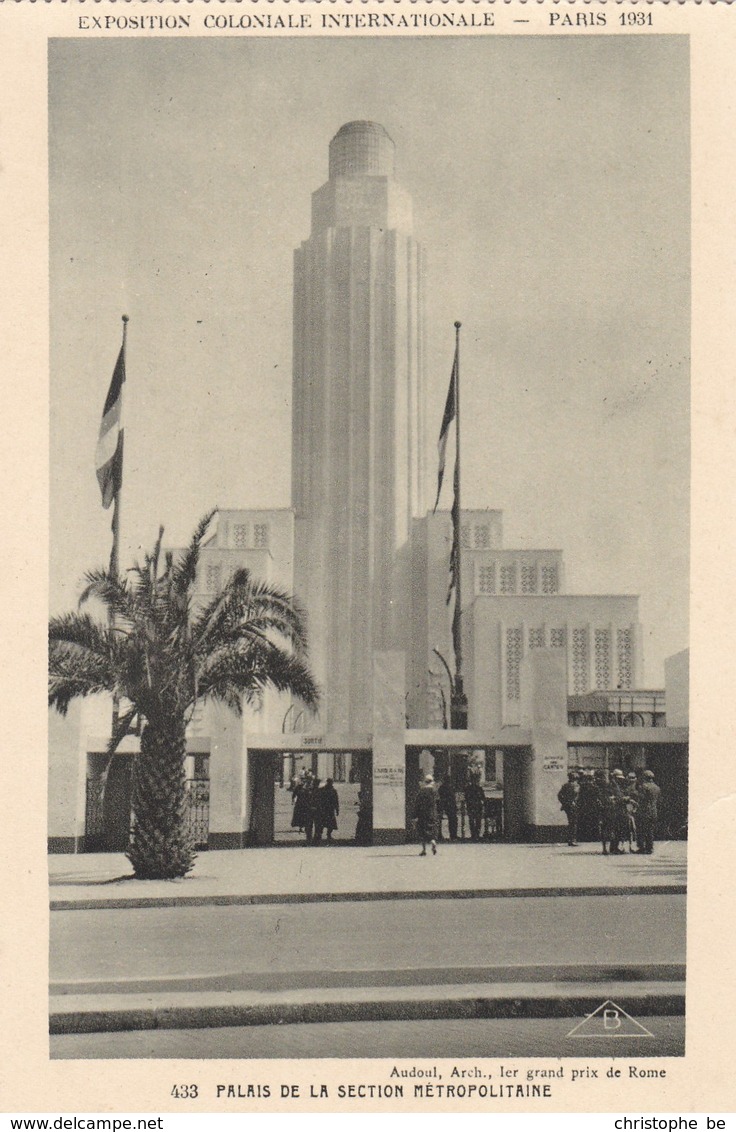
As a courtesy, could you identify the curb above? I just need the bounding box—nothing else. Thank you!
[50,883,686,912]
[49,981,686,1035]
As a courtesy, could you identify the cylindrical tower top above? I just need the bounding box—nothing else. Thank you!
[329,121,395,179]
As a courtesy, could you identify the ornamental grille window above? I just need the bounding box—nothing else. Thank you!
[529,627,545,649]
[541,565,559,594]
[521,564,538,594]
[478,565,496,595]
[506,627,523,701]
[233,523,248,549]
[460,524,471,549]
[594,629,612,690]
[205,562,222,593]
[474,525,490,549]
[500,565,517,594]
[253,523,269,548]
[572,628,589,694]
[617,628,633,689]
[550,628,567,649]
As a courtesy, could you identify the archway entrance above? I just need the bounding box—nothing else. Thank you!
[405,745,504,842]
[247,748,373,846]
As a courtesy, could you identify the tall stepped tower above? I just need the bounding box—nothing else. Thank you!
[292,121,426,732]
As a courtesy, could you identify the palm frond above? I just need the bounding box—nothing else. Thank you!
[199,638,319,712]
[49,611,116,656]
[48,641,116,714]
[192,568,310,656]
[173,510,217,598]
[78,569,137,623]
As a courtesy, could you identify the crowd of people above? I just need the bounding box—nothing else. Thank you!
[287,763,663,856]
[557,766,662,855]
[287,769,373,845]
[288,771,340,844]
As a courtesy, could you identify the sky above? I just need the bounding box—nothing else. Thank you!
[49,34,689,685]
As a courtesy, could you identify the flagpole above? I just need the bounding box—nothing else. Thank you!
[110,314,128,730]
[109,315,128,578]
[450,320,468,730]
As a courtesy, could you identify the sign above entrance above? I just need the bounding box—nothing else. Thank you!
[247,733,372,753]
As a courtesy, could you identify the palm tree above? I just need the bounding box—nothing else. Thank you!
[49,512,319,879]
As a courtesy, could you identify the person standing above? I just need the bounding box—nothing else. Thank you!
[577,769,600,841]
[606,769,629,854]
[557,770,580,846]
[637,769,662,854]
[290,771,310,835]
[625,771,641,852]
[415,774,439,856]
[314,777,340,844]
[303,775,320,845]
[355,783,372,846]
[438,774,458,841]
[464,776,486,842]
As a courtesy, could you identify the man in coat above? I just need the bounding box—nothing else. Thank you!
[415,774,439,856]
[314,777,340,844]
[438,774,458,841]
[605,769,630,854]
[637,769,662,854]
[464,775,486,842]
[557,770,580,846]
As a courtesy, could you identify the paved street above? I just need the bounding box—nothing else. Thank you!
[49,842,686,1059]
[51,894,685,989]
[51,1014,685,1059]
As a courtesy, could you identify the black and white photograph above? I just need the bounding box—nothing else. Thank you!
[45,30,690,1066]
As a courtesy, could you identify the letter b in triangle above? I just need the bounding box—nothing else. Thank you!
[567,1000,654,1038]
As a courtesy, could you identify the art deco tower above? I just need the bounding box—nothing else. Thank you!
[292,121,426,733]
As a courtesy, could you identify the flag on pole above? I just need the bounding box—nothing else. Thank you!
[447,467,460,606]
[95,344,125,509]
[432,349,457,513]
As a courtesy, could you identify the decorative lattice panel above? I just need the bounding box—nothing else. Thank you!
[500,565,517,594]
[550,627,566,649]
[594,629,612,690]
[572,628,589,694]
[521,564,538,594]
[253,523,269,548]
[541,565,559,594]
[617,628,633,689]
[205,562,222,593]
[478,564,496,595]
[529,627,545,649]
[506,627,523,701]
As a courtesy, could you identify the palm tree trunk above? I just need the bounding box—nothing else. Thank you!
[127,719,195,879]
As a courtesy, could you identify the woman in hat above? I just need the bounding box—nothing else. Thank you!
[414,774,439,856]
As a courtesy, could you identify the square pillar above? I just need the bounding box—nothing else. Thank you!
[207,702,249,849]
[48,702,87,852]
[520,648,569,840]
[371,650,407,844]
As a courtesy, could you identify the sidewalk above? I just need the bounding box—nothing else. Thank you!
[49,840,687,910]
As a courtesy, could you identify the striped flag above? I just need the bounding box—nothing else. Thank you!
[95,343,125,509]
[447,467,460,606]
[432,349,457,513]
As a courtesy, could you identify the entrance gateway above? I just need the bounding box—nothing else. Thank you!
[244,733,505,848]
